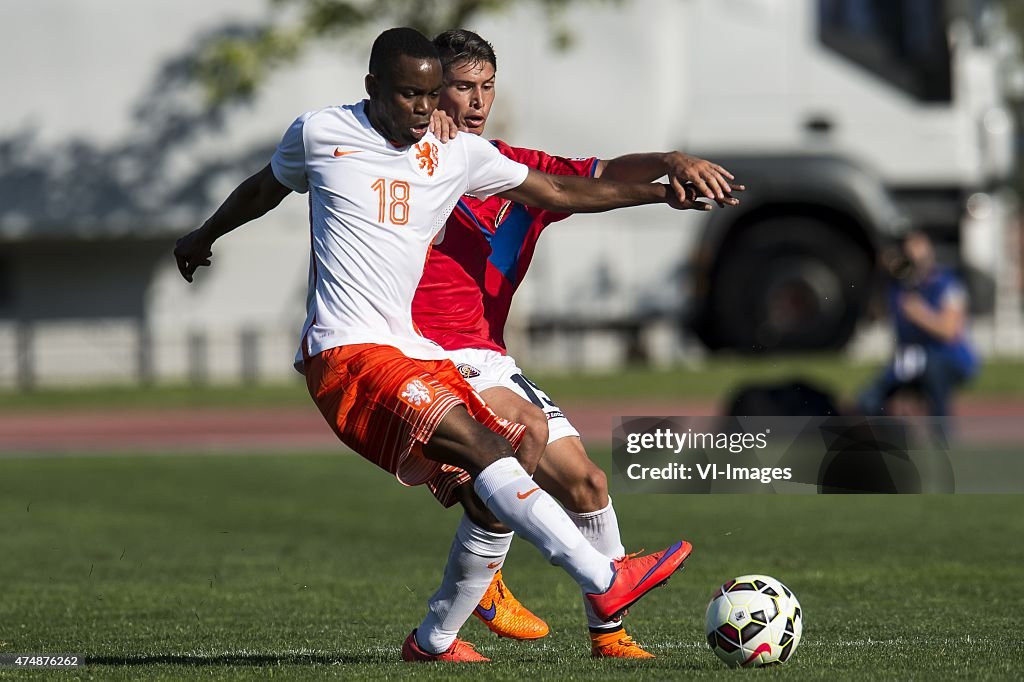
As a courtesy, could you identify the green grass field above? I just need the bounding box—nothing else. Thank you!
[3,355,1024,412]
[1,450,1022,679]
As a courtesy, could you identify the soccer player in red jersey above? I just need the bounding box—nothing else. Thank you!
[411,29,742,658]
[175,28,705,664]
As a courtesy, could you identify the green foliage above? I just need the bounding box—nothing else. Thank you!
[194,0,618,105]
[194,29,306,102]
[1001,0,1024,41]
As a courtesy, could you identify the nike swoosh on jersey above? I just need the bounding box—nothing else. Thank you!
[333,147,361,157]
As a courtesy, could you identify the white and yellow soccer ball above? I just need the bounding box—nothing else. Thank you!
[705,574,803,667]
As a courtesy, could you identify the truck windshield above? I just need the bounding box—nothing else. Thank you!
[817,0,952,102]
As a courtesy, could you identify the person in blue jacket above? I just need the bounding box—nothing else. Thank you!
[857,230,979,435]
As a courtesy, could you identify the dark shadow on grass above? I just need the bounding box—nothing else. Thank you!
[88,652,383,667]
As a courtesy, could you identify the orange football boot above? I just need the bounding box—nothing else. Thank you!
[473,570,550,640]
[591,627,655,659]
[586,540,693,622]
[401,629,490,662]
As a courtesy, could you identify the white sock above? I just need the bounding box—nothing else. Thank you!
[416,514,513,654]
[567,497,627,630]
[473,457,614,595]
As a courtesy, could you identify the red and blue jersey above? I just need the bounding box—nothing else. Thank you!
[412,140,598,354]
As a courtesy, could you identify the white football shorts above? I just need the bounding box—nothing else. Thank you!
[448,347,580,444]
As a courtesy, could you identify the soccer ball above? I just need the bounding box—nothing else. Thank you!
[705,574,803,667]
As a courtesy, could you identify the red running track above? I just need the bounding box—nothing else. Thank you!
[0,399,1019,454]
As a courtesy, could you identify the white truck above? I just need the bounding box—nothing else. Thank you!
[479,0,1022,356]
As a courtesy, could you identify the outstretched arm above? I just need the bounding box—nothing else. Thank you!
[496,168,707,214]
[174,164,291,282]
[597,152,743,206]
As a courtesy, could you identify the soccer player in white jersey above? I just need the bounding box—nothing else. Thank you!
[174,28,704,663]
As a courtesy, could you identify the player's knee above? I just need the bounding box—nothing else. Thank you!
[467,426,516,467]
[523,404,549,446]
[513,406,548,474]
[456,484,507,532]
[567,462,609,512]
[458,488,509,533]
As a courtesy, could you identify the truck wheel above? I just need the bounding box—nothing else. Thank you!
[709,218,872,351]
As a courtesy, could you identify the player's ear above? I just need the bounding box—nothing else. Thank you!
[364,74,377,99]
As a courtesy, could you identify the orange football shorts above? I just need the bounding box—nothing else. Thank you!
[305,343,526,501]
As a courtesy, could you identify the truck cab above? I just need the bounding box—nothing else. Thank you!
[505,0,1020,360]
[684,0,1021,351]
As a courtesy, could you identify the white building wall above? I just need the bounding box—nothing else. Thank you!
[1,0,1014,385]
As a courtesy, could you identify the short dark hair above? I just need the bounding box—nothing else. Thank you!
[368,27,439,80]
[433,29,497,72]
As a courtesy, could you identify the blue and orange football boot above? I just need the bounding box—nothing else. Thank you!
[586,541,693,622]
[401,629,490,662]
[473,570,550,640]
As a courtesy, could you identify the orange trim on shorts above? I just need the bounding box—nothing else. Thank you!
[305,344,526,499]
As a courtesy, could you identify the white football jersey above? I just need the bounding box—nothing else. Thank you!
[271,101,529,363]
